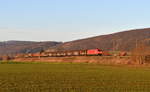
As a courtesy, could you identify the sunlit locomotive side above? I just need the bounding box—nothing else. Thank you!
[87,49,103,56]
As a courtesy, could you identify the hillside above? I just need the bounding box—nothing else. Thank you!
[0,41,62,55]
[1,28,150,56]
[47,28,150,51]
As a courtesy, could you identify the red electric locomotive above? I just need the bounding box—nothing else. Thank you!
[87,48,103,56]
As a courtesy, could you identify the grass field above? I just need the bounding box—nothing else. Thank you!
[0,62,150,92]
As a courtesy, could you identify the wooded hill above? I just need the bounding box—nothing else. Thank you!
[0,41,62,55]
[47,28,150,52]
[0,28,150,56]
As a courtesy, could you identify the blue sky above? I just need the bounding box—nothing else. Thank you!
[0,0,150,41]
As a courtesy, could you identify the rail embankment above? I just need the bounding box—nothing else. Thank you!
[14,56,131,65]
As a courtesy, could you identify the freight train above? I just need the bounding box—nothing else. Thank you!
[15,48,106,58]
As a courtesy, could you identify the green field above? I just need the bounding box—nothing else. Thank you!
[0,62,150,92]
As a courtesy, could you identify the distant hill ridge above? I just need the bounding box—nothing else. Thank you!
[0,28,150,56]
[47,28,150,51]
[0,41,62,55]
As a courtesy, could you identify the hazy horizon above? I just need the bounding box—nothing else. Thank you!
[0,27,148,42]
[0,0,150,41]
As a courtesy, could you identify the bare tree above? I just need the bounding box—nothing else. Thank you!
[131,39,150,64]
